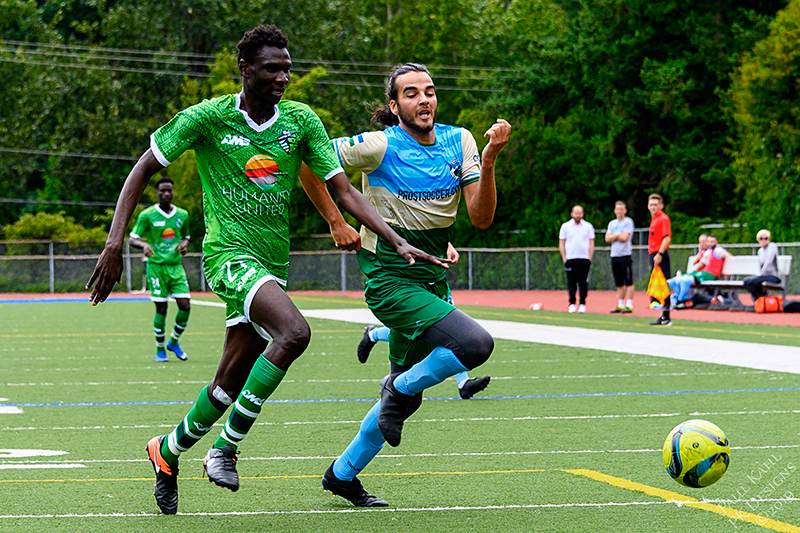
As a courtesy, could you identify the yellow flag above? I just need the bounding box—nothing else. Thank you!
[647,265,670,305]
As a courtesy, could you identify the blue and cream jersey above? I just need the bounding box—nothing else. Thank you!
[332,124,481,281]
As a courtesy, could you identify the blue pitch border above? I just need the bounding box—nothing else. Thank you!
[6,386,800,407]
[0,297,150,304]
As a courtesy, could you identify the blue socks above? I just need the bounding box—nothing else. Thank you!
[332,345,471,481]
[371,326,391,342]
[393,346,469,395]
[333,401,384,481]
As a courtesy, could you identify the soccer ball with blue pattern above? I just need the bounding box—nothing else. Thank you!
[662,419,730,488]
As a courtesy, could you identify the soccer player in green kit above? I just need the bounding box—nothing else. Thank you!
[86,24,447,515]
[129,177,191,362]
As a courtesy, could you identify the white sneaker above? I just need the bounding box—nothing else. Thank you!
[578,304,586,313]
[568,304,576,313]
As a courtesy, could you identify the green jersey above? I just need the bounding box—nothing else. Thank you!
[130,204,190,265]
[150,94,342,283]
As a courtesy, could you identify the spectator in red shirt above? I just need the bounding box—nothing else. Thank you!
[647,194,672,325]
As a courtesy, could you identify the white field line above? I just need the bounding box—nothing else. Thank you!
[301,308,800,374]
[1,498,799,519]
[2,369,772,388]
[0,398,22,414]
[0,464,85,470]
[3,408,800,433]
[4,443,799,466]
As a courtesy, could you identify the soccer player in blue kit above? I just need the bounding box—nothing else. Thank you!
[301,63,511,506]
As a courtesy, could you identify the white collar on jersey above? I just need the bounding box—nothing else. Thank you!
[155,204,177,218]
[235,92,280,132]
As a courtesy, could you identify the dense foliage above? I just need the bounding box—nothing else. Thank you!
[0,0,796,248]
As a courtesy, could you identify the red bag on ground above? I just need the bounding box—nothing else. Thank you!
[755,295,783,313]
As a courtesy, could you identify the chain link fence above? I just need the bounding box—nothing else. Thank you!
[1,240,798,295]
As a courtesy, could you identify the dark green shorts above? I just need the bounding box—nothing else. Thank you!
[363,273,455,367]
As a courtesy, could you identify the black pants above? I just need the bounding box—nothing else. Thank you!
[648,251,671,280]
[743,275,781,303]
[564,258,591,305]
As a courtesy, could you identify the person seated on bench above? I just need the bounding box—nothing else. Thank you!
[651,235,733,326]
[689,234,715,307]
[742,229,780,304]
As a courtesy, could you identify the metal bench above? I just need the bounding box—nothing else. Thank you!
[685,255,793,311]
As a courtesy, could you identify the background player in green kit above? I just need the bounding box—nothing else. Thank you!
[86,25,447,515]
[129,177,191,362]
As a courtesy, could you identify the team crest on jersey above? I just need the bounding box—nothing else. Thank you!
[245,154,279,189]
[448,158,462,180]
[276,130,297,154]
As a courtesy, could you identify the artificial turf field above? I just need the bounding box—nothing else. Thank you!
[1,295,799,532]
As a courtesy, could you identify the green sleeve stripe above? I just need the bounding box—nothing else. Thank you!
[461,175,480,187]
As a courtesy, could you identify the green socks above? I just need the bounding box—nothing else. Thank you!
[214,357,286,451]
[153,312,167,352]
[169,309,190,346]
[161,385,226,465]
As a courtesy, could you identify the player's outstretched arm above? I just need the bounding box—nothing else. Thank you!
[325,172,451,269]
[298,163,361,251]
[86,150,164,305]
[128,237,154,258]
[463,119,512,230]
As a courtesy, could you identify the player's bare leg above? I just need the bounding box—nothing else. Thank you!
[205,281,311,491]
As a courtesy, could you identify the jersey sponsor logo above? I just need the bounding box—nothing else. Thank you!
[222,134,251,146]
[242,389,265,406]
[161,228,176,241]
[397,184,460,201]
[153,221,166,227]
[221,186,289,217]
[245,154,279,189]
[276,130,297,153]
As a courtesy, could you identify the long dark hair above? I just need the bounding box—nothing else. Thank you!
[370,63,431,129]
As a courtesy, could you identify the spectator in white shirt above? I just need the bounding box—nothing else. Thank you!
[559,205,595,313]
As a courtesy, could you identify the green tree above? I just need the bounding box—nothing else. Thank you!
[728,0,800,241]
[3,211,106,247]
[487,0,784,246]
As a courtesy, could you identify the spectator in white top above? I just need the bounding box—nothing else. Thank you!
[605,201,634,313]
[559,205,595,313]
[743,229,781,304]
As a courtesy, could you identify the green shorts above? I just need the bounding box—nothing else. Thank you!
[145,262,190,302]
[690,270,716,283]
[203,252,286,341]
[363,270,455,367]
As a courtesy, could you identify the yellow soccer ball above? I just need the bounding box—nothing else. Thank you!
[662,419,731,488]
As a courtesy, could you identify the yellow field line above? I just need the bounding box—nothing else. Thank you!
[563,468,800,532]
[0,468,544,484]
